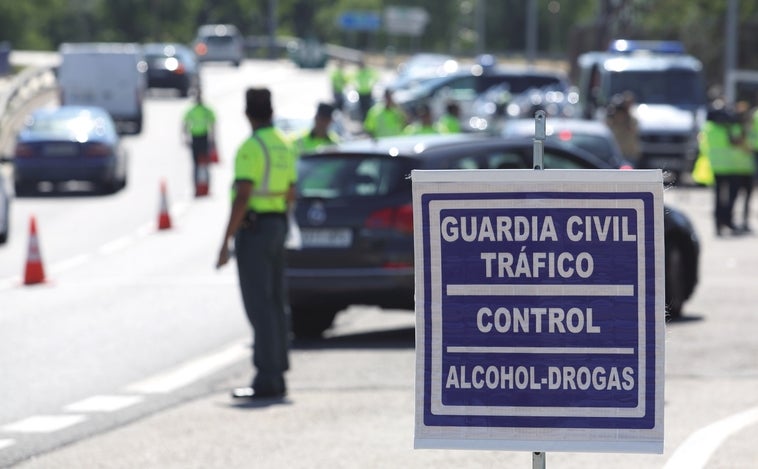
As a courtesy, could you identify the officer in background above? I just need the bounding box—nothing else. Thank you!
[353,60,379,120]
[294,103,339,154]
[329,60,348,111]
[702,103,755,236]
[404,103,438,135]
[363,89,406,138]
[182,90,216,185]
[216,88,297,400]
[606,92,641,166]
[436,101,462,133]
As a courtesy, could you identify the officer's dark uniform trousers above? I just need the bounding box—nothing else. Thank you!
[234,213,289,393]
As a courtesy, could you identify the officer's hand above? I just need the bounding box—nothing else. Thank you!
[216,243,230,269]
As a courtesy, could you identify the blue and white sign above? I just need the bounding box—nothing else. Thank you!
[337,11,382,32]
[412,169,665,454]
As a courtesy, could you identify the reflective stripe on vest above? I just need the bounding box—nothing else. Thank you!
[250,134,288,198]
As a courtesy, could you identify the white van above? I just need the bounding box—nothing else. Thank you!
[57,42,147,134]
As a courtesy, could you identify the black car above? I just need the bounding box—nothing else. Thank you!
[143,43,199,97]
[501,117,632,169]
[392,66,570,121]
[287,133,699,338]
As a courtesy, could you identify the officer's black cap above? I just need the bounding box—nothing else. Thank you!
[316,102,334,119]
[245,88,273,120]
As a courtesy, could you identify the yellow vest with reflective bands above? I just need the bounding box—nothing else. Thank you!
[233,126,297,213]
[183,104,215,136]
[702,121,755,175]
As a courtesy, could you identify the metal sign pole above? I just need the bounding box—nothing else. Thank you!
[532,452,546,469]
[533,110,546,170]
[532,110,546,469]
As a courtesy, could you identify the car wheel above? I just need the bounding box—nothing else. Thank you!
[98,177,121,195]
[665,243,686,319]
[14,181,34,197]
[290,304,339,339]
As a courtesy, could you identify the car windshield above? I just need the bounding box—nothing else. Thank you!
[204,36,235,45]
[297,155,411,199]
[608,69,706,106]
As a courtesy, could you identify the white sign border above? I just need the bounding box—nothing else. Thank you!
[413,169,665,454]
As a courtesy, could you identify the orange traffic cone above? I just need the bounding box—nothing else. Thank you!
[158,179,172,230]
[23,215,46,285]
[194,158,210,197]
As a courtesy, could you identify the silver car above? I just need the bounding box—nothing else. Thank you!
[193,24,244,67]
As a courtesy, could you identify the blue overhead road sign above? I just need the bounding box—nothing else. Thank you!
[337,11,381,32]
[412,169,665,454]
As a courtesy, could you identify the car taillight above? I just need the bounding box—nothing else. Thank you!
[194,43,208,56]
[365,204,414,234]
[84,143,111,157]
[175,63,186,74]
[15,143,33,158]
[558,129,573,141]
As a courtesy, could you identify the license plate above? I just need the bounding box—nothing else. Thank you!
[300,228,352,248]
[43,143,79,157]
[71,92,95,102]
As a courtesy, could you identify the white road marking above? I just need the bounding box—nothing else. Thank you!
[126,340,248,394]
[49,253,92,274]
[0,199,191,288]
[664,405,758,469]
[2,415,86,433]
[0,276,19,291]
[63,395,144,413]
[0,439,15,450]
[98,235,136,255]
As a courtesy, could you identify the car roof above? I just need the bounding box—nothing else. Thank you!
[319,133,491,156]
[304,132,614,168]
[59,42,142,54]
[443,65,567,81]
[579,51,702,72]
[196,24,240,36]
[502,118,615,137]
[30,105,111,120]
[143,43,192,54]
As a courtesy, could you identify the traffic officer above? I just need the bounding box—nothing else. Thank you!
[182,90,216,187]
[216,87,297,400]
[403,103,438,135]
[702,105,755,236]
[436,101,462,133]
[293,103,339,154]
[329,60,348,111]
[353,60,378,120]
[363,88,406,138]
